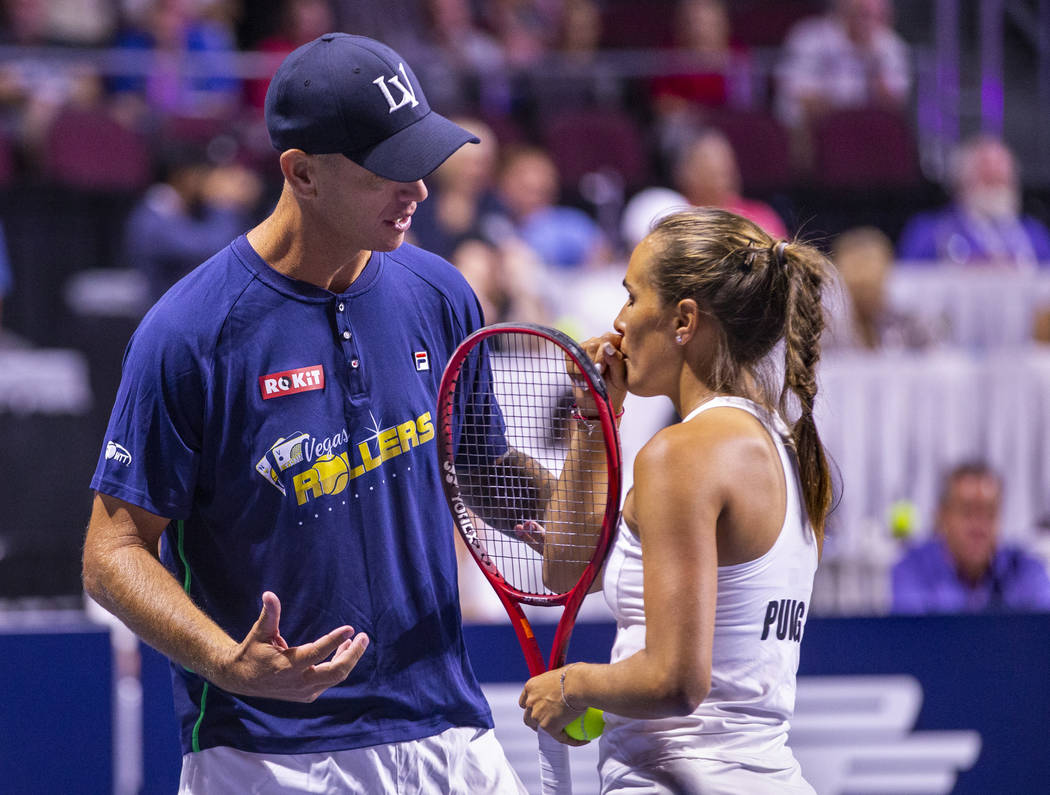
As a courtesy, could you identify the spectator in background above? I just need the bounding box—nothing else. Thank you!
[408,118,553,325]
[653,0,749,110]
[483,0,556,68]
[408,116,502,260]
[891,462,1050,614]
[775,0,911,170]
[1035,307,1050,345]
[492,144,612,270]
[673,128,788,238]
[45,0,117,45]
[824,226,935,350]
[0,0,105,165]
[410,0,508,114]
[449,234,549,326]
[526,0,611,113]
[0,219,10,328]
[650,0,752,170]
[123,142,262,303]
[244,0,336,112]
[109,0,242,121]
[558,0,602,60]
[897,134,1050,267]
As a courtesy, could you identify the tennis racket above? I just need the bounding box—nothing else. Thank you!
[437,322,622,795]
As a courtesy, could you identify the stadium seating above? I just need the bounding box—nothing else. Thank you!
[42,106,152,192]
[811,106,921,190]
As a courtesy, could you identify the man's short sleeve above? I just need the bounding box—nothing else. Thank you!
[90,319,205,519]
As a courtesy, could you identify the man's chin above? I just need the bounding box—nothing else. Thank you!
[373,236,405,253]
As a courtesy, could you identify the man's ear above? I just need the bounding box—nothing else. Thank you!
[279,150,317,198]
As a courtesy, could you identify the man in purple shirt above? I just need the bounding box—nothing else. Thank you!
[891,461,1050,613]
[897,135,1050,268]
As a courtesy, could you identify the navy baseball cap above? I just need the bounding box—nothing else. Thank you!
[265,33,479,182]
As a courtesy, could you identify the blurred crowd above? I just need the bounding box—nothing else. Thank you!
[1,0,1050,614]
[0,0,1046,329]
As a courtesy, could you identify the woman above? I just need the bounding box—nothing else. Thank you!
[519,207,831,794]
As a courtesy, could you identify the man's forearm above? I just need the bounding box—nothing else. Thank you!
[84,539,237,685]
[541,427,610,591]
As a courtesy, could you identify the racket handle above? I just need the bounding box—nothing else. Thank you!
[538,728,573,795]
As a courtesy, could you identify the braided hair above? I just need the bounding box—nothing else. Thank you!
[646,207,833,537]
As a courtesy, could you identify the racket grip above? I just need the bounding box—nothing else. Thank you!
[538,728,573,795]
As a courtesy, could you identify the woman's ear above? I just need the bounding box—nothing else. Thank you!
[674,297,701,344]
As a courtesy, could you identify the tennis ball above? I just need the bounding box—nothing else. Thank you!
[313,453,349,495]
[564,708,605,742]
[887,499,918,540]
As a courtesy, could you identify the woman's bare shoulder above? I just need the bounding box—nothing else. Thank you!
[641,405,766,456]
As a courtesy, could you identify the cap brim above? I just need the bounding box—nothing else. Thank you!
[349,112,480,182]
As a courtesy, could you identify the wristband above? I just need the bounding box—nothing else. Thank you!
[560,663,581,711]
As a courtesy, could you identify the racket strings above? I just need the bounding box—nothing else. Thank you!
[452,332,612,597]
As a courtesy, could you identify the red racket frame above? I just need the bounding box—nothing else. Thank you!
[437,322,623,677]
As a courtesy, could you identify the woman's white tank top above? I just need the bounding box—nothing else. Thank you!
[600,396,819,771]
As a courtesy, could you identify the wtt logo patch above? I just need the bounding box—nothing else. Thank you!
[260,366,325,400]
[105,441,132,466]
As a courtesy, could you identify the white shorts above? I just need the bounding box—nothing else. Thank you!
[599,753,816,795]
[179,726,527,794]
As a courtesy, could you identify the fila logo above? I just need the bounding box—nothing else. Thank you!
[414,351,429,371]
[373,63,419,113]
[105,441,132,466]
[260,365,325,400]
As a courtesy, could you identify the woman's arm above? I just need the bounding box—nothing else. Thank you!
[539,334,627,592]
[522,418,730,732]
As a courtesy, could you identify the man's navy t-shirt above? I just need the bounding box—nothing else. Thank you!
[92,235,498,755]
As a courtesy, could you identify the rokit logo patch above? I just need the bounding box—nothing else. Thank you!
[259,365,325,400]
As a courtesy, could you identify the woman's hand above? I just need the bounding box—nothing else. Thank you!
[520,667,590,747]
[585,332,626,411]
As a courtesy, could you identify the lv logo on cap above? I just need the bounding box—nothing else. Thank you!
[373,64,419,114]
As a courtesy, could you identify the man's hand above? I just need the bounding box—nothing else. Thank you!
[219,591,370,702]
[513,518,546,556]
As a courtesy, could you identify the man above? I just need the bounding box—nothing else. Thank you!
[492,144,612,270]
[891,462,1050,614]
[82,33,525,793]
[775,0,911,169]
[897,134,1050,267]
[123,142,262,303]
[824,225,934,351]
